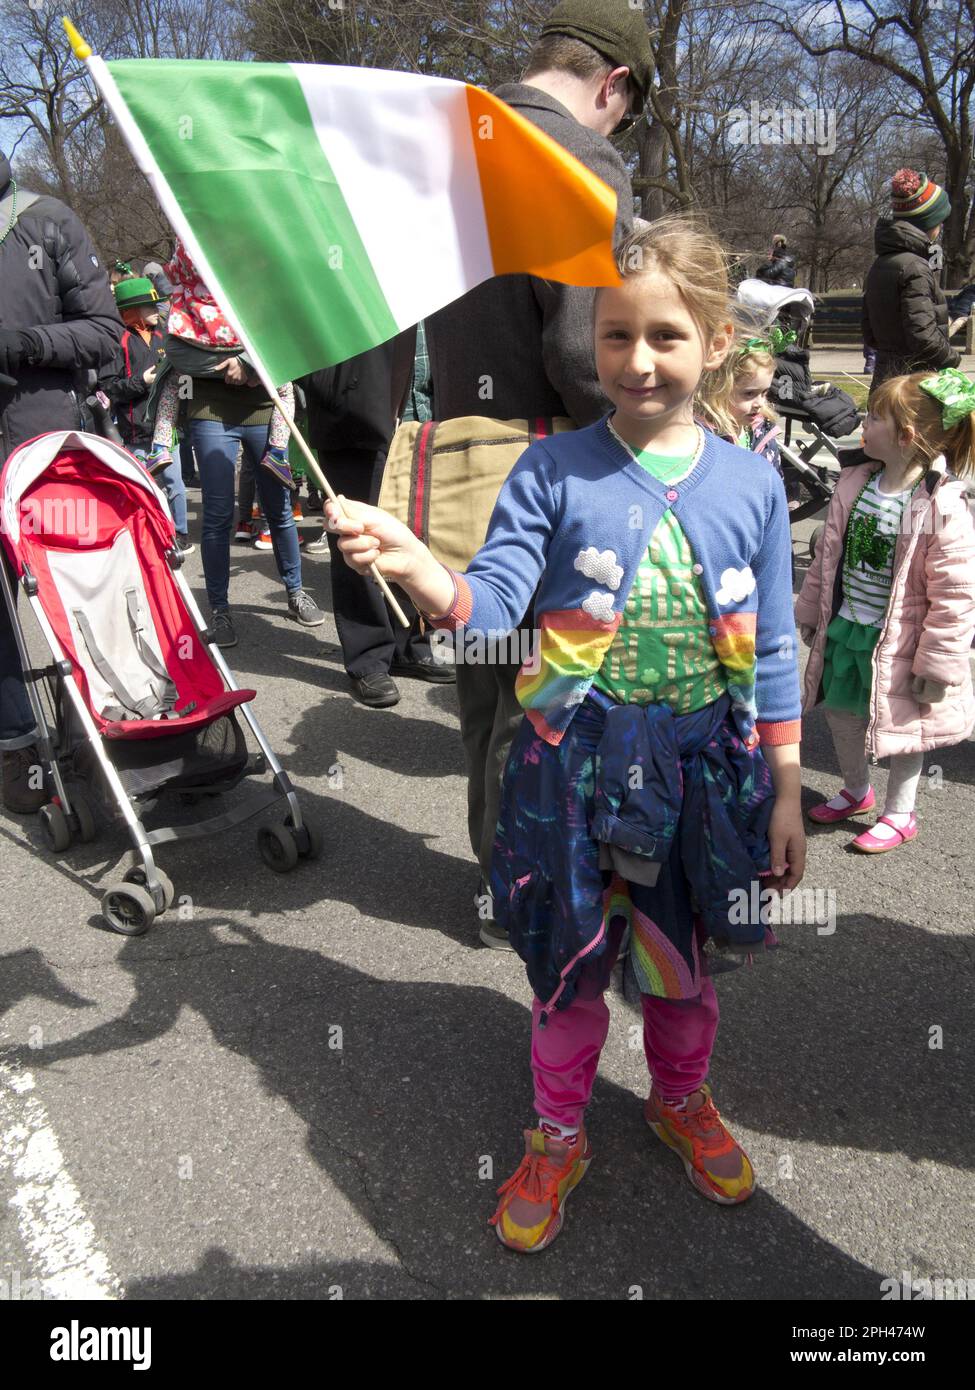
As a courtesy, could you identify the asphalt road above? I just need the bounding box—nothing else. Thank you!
[1,480,973,1303]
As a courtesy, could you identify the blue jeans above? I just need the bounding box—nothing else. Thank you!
[155,458,187,533]
[0,553,37,747]
[190,418,301,612]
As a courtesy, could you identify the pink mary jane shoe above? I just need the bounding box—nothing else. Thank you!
[807,787,875,824]
[851,815,918,854]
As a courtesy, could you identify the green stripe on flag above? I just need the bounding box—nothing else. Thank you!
[108,60,399,382]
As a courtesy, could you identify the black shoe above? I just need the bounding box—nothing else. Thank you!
[176,533,195,555]
[210,610,238,648]
[1,745,46,815]
[349,672,400,708]
[390,653,456,684]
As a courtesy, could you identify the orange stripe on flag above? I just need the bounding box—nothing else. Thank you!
[464,86,621,288]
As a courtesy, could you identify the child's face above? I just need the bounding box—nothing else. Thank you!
[595,272,729,435]
[730,368,774,425]
[144,310,160,327]
[861,407,904,461]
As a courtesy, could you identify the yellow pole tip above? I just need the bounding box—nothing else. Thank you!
[62,17,93,60]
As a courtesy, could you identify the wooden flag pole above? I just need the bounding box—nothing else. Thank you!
[244,376,410,629]
[62,15,410,629]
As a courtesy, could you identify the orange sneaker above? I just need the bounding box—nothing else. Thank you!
[645,1084,754,1204]
[490,1127,591,1253]
[292,499,304,521]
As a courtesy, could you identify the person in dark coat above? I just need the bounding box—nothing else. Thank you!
[0,151,122,814]
[862,169,960,390]
[755,235,797,288]
[302,333,453,707]
[423,0,645,946]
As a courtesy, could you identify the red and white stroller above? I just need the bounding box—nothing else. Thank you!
[0,430,320,935]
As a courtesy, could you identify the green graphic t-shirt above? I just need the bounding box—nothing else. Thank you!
[592,438,727,711]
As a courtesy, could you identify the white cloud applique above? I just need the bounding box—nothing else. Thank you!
[582,590,616,623]
[574,547,623,591]
[715,566,756,606]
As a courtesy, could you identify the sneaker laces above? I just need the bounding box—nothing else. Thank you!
[672,1093,727,1156]
[490,1147,563,1222]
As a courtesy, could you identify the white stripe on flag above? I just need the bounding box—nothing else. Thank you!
[292,65,494,329]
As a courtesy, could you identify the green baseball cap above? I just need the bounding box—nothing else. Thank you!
[113,276,159,311]
[541,0,654,105]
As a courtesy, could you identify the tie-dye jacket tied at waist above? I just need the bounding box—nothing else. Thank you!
[490,688,776,1020]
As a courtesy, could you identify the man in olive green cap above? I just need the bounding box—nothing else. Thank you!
[537,0,655,125]
[425,0,651,947]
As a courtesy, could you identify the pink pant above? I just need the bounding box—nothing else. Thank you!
[531,980,719,1130]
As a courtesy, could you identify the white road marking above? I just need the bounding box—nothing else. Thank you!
[0,1054,123,1299]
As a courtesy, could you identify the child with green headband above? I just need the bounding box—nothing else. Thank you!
[796,368,975,853]
[695,336,783,478]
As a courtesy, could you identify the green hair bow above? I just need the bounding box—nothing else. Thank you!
[113,258,133,275]
[919,367,975,429]
[741,326,797,358]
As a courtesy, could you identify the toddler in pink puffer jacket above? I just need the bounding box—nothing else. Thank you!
[795,368,975,853]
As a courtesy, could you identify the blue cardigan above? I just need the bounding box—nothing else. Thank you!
[431,418,802,750]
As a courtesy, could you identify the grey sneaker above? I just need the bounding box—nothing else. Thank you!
[288,589,325,626]
[210,610,238,648]
[474,882,514,951]
[305,533,329,555]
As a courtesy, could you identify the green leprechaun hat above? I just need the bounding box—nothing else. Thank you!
[113,276,159,310]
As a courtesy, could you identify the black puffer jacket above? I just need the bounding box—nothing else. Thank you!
[755,249,797,287]
[862,217,960,386]
[0,154,123,464]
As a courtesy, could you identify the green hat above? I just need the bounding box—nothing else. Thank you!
[540,0,654,104]
[113,276,158,311]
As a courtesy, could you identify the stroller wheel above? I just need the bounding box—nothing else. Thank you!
[71,790,97,844]
[809,525,824,560]
[40,802,72,854]
[123,865,176,912]
[286,815,323,860]
[258,822,300,873]
[102,883,156,936]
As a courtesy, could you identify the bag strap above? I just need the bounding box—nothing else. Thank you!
[407,420,437,545]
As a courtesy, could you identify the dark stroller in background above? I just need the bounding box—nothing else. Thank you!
[735,279,862,525]
[0,430,321,936]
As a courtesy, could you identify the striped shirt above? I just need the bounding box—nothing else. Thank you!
[839,474,914,628]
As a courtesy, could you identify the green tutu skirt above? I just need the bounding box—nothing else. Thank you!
[822,614,880,717]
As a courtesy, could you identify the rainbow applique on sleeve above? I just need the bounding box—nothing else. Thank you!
[516,608,621,742]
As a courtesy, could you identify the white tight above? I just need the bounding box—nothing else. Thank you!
[823,707,924,815]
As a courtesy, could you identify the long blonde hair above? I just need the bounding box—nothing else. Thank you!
[696,339,777,441]
[868,372,975,479]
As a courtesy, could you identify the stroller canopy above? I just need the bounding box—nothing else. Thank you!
[736,279,816,333]
[1,430,167,548]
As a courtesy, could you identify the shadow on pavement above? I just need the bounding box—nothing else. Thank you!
[7,915,894,1299]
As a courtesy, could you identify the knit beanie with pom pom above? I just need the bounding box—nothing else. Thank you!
[891,169,950,231]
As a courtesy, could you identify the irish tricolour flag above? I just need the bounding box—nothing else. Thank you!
[85,55,621,385]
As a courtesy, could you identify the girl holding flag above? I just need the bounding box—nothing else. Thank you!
[326,216,805,1251]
